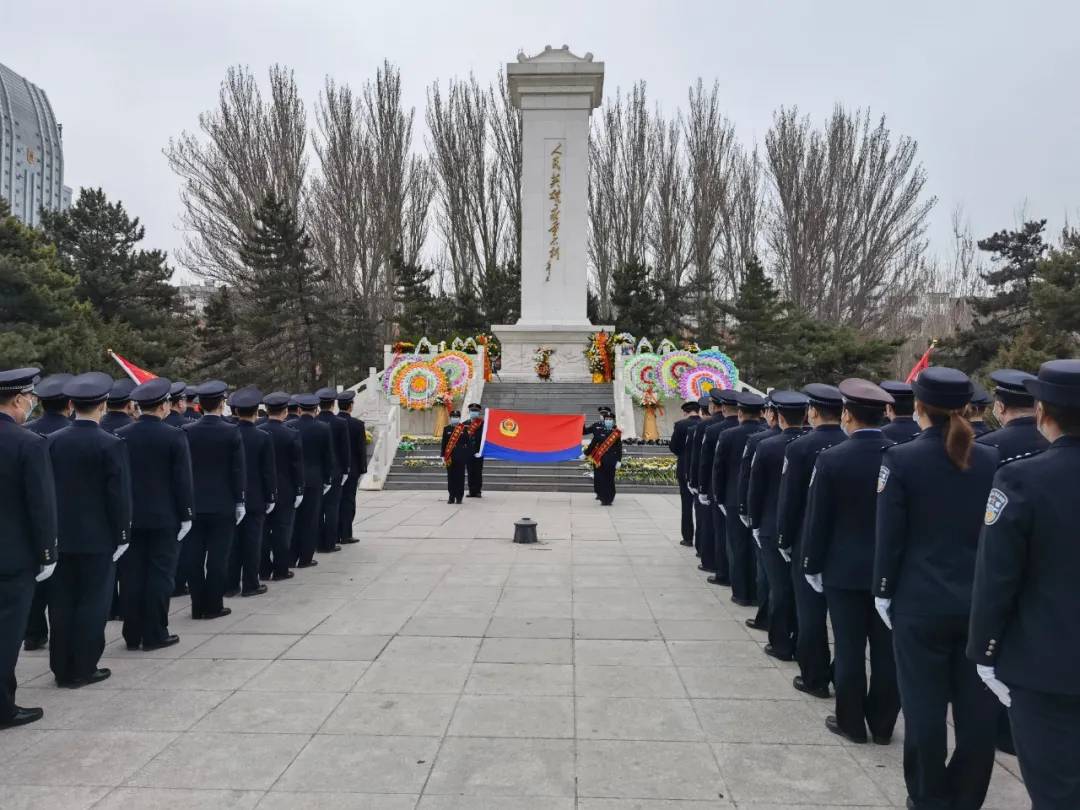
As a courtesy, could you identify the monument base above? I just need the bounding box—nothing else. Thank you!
[492,323,614,382]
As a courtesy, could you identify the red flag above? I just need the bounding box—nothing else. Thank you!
[479,408,586,463]
[905,343,935,384]
[109,350,156,384]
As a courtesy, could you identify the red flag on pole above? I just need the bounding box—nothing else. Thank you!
[905,342,936,384]
[109,350,156,384]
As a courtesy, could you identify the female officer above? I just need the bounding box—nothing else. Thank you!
[873,367,1000,810]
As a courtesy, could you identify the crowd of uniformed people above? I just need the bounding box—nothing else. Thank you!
[669,361,1080,810]
[0,370,366,728]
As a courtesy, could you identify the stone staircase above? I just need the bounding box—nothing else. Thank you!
[478,381,614,416]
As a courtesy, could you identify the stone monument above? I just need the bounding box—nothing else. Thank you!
[492,45,612,381]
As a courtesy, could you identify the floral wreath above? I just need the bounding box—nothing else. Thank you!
[462,336,478,353]
[635,337,654,354]
[534,346,555,381]
[384,353,419,397]
[657,338,678,354]
[695,349,739,387]
[450,337,465,351]
[679,366,733,401]
[432,350,473,395]
[415,336,435,354]
[394,361,449,410]
[624,353,661,402]
[659,350,699,396]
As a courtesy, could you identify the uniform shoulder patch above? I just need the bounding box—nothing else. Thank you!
[985,488,1009,525]
[877,465,890,493]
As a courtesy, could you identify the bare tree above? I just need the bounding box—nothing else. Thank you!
[647,111,688,289]
[715,145,764,299]
[489,71,522,266]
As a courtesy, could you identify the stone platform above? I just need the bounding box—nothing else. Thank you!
[492,323,614,382]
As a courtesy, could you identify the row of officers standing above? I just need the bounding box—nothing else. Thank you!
[0,369,366,731]
[669,361,1080,810]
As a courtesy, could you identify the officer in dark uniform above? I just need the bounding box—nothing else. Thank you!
[441,410,472,504]
[22,373,71,652]
[226,386,275,598]
[181,380,245,620]
[184,390,200,422]
[802,379,899,745]
[587,413,623,506]
[100,378,137,434]
[259,392,305,581]
[738,395,779,630]
[712,391,766,604]
[696,389,739,578]
[968,359,1080,810]
[48,372,132,687]
[316,388,350,554]
[668,399,703,547]
[337,391,367,541]
[291,394,334,567]
[687,394,720,568]
[583,407,613,501]
[747,391,808,660]
[873,366,1000,810]
[116,378,193,651]
[976,368,1050,462]
[0,368,57,728]
[879,380,921,443]
[165,382,189,428]
[965,381,992,437]
[285,397,300,425]
[465,402,485,498]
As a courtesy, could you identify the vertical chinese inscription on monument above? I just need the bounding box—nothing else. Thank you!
[544,140,564,282]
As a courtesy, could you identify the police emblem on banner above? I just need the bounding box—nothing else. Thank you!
[985,488,1008,525]
[877,465,890,493]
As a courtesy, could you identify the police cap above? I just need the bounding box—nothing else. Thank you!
[878,380,913,402]
[681,400,700,413]
[108,378,137,405]
[736,391,765,409]
[194,380,228,399]
[315,387,338,403]
[34,373,73,401]
[911,366,973,410]
[1023,359,1080,408]
[263,391,291,408]
[169,381,188,401]
[337,390,357,405]
[989,368,1037,406]
[228,385,263,410]
[710,387,737,405]
[131,378,172,408]
[769,389,809,409]
[838,378,893,409]
[467,401,481,410]
[802,383,843,409]
[969,381,992,408]
[63,372,114,405]
[697,395,712,410]
[294,393,319,409]
[450,409,461,417]
[0,367,41,394]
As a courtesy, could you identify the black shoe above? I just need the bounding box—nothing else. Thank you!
[241,585,268,597]
[466,493,478,498]
[826,714,867,743]
[23,637,47,652]
[63,668,112,689]
[224,589,240,598]
[142,635,180,651]
[679,540,693,547]
[201,608,232,620]
[172,585,189,597]
[705,575,725,585]
[764,644,794,662]
[792,675,830,699]
[126,642,141,651]
[456,498,464,504]
[0,706,44,728]
[697,565,715,573]
[731,596,753,607]
[872,733,892,746]
[271,571,295,581]
[745,618,768,631]
[339,537,360,544]
[296,560,318,568]
[448,498,455,504]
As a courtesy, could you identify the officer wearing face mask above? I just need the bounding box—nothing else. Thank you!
[465,403,485,498]
[442,410,472,504]
[976,369,1050,462]
[587,412,623,506]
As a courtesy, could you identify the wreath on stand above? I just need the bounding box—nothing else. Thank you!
[534,347,555,381]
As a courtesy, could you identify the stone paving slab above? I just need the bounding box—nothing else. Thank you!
[7,490,1026,808]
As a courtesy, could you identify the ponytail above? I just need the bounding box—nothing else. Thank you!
[920,401,975,470]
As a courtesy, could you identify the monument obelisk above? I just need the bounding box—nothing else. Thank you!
[492,45,612,381]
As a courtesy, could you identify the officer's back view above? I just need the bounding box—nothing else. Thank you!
[291,394,333,568]
[259,392,304,581]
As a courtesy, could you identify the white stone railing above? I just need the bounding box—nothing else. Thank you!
[359,403,400,491]
[612,354,638,439]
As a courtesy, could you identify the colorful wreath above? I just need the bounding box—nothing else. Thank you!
[659,351,699,396]
[432,350,473,394]
[657,338,678,354]
[635,337,654,354]
[679,366,733,401]
[394,361,449,410]
[624,353,661,401]
[695,349,739,387]
[384,353,419,397]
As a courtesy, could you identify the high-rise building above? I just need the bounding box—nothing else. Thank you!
[0,62,71,227]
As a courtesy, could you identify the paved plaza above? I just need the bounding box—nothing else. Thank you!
[7,491,1028,808]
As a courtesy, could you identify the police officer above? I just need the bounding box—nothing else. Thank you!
[737,395,779,630]
[0,368,57,728]
[465,402,484,498]
[165,382,189,428]
[977,368,1050,461]
[116,378,193,651]
[802,379,899,745]
[777,383,845,698]
[101,378,137,434]
[873,366,999,810]
[747,391,808,660]
[22,373,71,652]
[184,389,200,422]
[291,394,334,567]
[712,391,766,604]
[48,372,132,687]
[337,390,367,541]
[285,397,300,425]
[584,407,613,501]
[259,392,304,581]
[879,380,922,443]
[442,409,472,504]
[965,381,992,437]
[968,359,1080,810]
[226,386,275,598]
[696,389,739,578]
[587,412,623,506]
[669,399,703,548]
[315,388,350,554]
[181,380,245,620]
[687,394,721,569]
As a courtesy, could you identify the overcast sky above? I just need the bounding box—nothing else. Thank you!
[7,0,1078,283]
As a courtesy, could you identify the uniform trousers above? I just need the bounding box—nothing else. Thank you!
[677,475,695,544]
[1008,686,1080,810]
[262,503,296,579]
[725,510,755,601]
[694,500,713,566]
[595,464,617,505]
[446,461,466,502]
[292,486,323,565]
[825,587,899,741]
[892,612,998,810]
[792,544,831,689]
[49,552,114,683]
[761,542,796,656]
[710,503,728,580]
[23,580,49,645]
[228,512,266,593]
[181,513,234,618]
[319,483,342,552]
[1,569,34,720]
[121,528,180,648]
[467,457,484,497]
[338,476,359,541]
[752,543,770,627]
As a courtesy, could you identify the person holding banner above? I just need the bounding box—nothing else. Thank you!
[588,414,623,506]
[465,403,485,498]
[441,410,471,504]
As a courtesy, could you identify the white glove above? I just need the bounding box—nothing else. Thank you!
[322,484,331,495]
[474,452,482,458]
[112,543,130,562]
[265,502,275,514]
[740,515,750,528]
[341,474,348,486]
[752,528,761,548]
[805,572,824,593]
[177,520,192,542]
[698,494,710,505]
[615,461,622,469]
[235,504,246,525]
[977,664,1012,707]
[778,547,792,563]
[36,562,57,582]
[875,597,893,630]
[294,494,303,508]
[688,485,698,495]
[718,504,727,516]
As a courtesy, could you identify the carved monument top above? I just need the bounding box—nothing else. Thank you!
[516,44,595,63]
[507,44,604,109]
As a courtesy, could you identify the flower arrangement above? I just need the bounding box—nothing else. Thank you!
[392,340,415,354]
[384,353,419,397]
[612,332,637,355]
[432,350,473,395]
[635,337,654,354]
[696,349,739,387]
[624,353,661,402]
[641,385,663,411]
[451,337,465,351]
[681,340,701,353]
[613,456,677,484]
[659,351,699,396]
[679,366,733,401]
[476,334,498,382]
[584,331,614,382]
[394,361,450,410]
[657,338,678,354]
[534,347,555,381]
[415,337,435,354]
[462,336,478,353]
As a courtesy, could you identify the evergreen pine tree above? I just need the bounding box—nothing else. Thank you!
[722,256,790,386]
[613,258,667,339]
[195,286,247,382]
[392,252,440,341]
